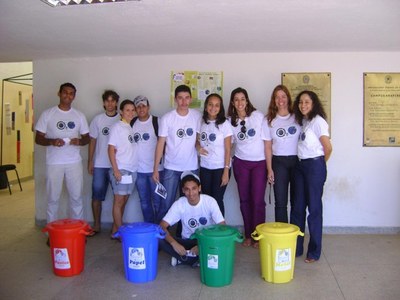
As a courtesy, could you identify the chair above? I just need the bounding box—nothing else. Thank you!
[0,164,23,195]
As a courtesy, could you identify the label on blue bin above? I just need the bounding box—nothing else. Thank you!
[275,248,291,271]
[129,247,146,270]
[207,254,219,269]
[54,248,71,269]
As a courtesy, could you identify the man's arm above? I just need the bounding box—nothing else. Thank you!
[70,133,90,146]
[35,130,65,147]
[160,219,186,256]
[152,136,166,183]
[87,138,96,175]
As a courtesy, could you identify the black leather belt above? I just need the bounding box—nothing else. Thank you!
[298,156,324,162]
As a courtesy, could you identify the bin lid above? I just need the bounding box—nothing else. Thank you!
[195,224,239,238]
[46,219,87,230]
[256,222,300,235]
[118,222,160,234]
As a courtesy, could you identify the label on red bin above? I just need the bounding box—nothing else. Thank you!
[207,254,219,269]
[54,248,71,269]
[275,248,291,271]
[128,247,146,270]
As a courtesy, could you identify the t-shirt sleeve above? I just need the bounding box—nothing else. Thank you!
[261,118,272,141]
[35,110,48,133]
[208,196,225,224]
[89,116,99,139]
[162,200,182,226]
[158,114,168,137]
[79,112,90,135]
[314,116,329,138]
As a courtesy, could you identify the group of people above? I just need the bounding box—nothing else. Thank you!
[35,82,332,265]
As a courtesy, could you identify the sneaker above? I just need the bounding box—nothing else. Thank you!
[171,257,182,267]
[191,260,200,268]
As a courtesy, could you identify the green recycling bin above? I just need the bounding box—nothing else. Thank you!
[190,224,243,287]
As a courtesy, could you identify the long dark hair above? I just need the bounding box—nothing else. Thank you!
[227,87,256,127]
[202,93,226,128]
[266,85,293,126]
[293,90,327,125]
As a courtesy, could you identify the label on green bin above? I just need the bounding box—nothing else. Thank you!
[207,254,219,269]
[275,248,291,271]
[129,247,146,270]
[54,248,71,269]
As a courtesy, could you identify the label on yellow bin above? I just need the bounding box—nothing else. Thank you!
[207,254,219,269]
[129,247,146,270]
[54,248,71,269]
[275,248,291,271]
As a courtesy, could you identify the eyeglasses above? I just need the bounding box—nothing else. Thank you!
[240,120,246,133]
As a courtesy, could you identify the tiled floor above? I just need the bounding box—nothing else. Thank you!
[1,180,400,300]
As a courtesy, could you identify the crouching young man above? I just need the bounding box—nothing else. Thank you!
[159,171,225,267]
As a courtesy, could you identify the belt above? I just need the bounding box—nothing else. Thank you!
[298,156,324,162]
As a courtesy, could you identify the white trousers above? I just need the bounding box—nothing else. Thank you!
[46,162,84,223]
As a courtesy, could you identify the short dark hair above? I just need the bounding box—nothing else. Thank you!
[102,90,120,103]
[181,174,201,189]
[59,82,76,94]
[174,85,191,98]
[119,99,135,111]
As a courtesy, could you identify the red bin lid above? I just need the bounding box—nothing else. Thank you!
[46,219,88,230]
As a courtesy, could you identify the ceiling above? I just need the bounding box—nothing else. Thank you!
[0,0,399,63]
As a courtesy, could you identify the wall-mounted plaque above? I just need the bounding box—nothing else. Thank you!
[281,73,331,128]
[363,73,400,147]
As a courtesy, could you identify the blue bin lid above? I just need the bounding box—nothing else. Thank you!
[118,222,161,234]
[195,224,239,238]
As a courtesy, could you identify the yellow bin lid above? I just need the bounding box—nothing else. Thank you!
[256,222,300,235]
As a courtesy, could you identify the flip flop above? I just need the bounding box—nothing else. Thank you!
[87,230,99,237]
[304,258,318,263]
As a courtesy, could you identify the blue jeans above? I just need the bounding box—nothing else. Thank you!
[92,167,111,201]
[200,167,230,216]
[136,171,164,224]
[272,155,298,223]
[158,168,199,221]
[291,156,327,260]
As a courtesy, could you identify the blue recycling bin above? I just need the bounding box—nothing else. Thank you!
[115,222,166,283]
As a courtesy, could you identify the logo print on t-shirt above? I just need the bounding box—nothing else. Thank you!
[176,128,194,139]
[57,121,66,130]
[276,128,286,137]
[67,121,75,129]
[128,135,134,143]
[134,133,141,143]
[188,218,198,228]
[199,217,208,225]
[102,127,110,135]
[248,128,256,137]
[288,126,297,135]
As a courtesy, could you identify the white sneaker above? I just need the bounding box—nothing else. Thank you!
[171,257,181,266]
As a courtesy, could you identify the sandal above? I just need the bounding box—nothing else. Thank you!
[252,241,259,249]
[88,230,99,237]
[242,238,252,247]
[304,257,318,263]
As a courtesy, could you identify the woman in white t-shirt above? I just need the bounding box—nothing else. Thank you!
[197,93,233,216]
[291,90,332,263]
[108,99,138,238]
[263,85,300,223]
[228,87,267,248]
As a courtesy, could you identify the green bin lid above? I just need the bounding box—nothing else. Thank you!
[195,224,239,237]
[256,222,300,235]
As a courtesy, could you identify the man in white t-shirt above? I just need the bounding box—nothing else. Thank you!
[152,85,201,221]
[88,90,120,235]
[35,83,90,225]
[131,95,164,224]
[159,171,225,267]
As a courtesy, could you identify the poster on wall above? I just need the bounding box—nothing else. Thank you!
[5,103,12,135]
[170,70,223,109]
[281,73,331,128]
[363,73,400,147]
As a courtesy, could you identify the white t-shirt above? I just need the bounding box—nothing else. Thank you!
[159,109,201,171]
[35,106,89,165]
[262,114,301,156]
[230,110,265,161]
[131,115,163,173]
[108,120,138,172]
[89,112,120,168]
[199,119,233,169]
[163,194,225,239]
[298,115,329,159]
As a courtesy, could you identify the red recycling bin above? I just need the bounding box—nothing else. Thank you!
[42,219,93,277]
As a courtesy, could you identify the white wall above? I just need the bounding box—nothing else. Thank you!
[33,52,400,232]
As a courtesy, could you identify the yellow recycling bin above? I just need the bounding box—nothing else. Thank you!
[251,222,304,284]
